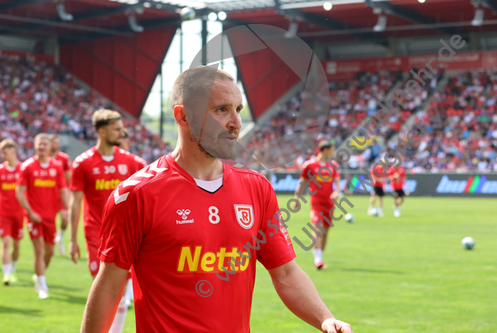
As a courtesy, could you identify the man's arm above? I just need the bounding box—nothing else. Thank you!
[268,260,353,333]
[65,170,71,185]
[60,188,69,210]
[331,174,341,200]
[81,262,128,333]
[16,185,41,223]
[69,191,83,263]
[293,177,308,209]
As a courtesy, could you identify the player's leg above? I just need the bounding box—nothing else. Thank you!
[368,192,376,215]
[42,219,56,269]
[393,191,401,217]
[10,239,20,283]
[10,217,23,283]
[2,235,12,285]
[378,195,384,217]
[55,209,68,255]
[31,236,49,298]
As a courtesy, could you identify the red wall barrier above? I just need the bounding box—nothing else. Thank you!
[323,50,497,81]
[60,26,178,118]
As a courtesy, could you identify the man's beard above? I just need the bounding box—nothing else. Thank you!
[106,139,121,147]
[189,131,236,160]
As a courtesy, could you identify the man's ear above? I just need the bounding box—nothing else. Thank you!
[173,105,188,128]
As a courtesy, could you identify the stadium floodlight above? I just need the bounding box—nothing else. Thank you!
[128,15,144,32]
[471,8,484,26]
[323,2,332,11]
[208,12,218,21]
[373,14,387,32]
[143,2,151,7]
[418,0,426,3]
[281,0,364,9]
[56,3,73,21]
[218,11,227,21]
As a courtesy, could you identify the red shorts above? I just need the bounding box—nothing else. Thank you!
[27,218,56,244]
[310,206,333,226]
[84,225,100,276]
[0,215,24,240]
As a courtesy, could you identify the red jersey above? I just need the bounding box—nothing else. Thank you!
[389,166,406,190]
[0,162,23,217]
[70,147,145,230]
[99,154,296,332]
[18,157,67,219]
[300,159,339,209]
[371,164,387,189]
[54,151,71,173]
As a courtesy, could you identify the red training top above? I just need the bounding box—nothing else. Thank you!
[99,154,296,332]
[0,162,23,217]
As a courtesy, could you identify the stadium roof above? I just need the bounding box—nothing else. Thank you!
[0,0,497,44]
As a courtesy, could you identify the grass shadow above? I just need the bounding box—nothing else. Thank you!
[0,305,42,316]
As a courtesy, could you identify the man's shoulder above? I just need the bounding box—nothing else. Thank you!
[112,158,172,206]
[20,157,35,171]
[57,151,70,160]
[228,165,272,189]
[302,159,317,169]
[73,148,96,168]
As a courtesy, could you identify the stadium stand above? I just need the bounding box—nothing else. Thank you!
[402,70,497,172]
[0,54,171,163]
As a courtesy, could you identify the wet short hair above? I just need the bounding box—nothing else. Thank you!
[170,66,235,108]
[318,140,332,151]
[48,134,58,141]
[92,109,122,131]
[0,138,16,150]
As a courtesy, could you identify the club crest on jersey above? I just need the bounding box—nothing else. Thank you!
[234,205,254,229]
[49,168,57,177]
[118,164,128,175]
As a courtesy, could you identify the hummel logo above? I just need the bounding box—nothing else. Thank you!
[176,209,194,224]
[177,209,191,220]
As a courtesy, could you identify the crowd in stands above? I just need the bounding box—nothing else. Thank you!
[402,70,497,172]
[245,70,404,171]
[0,55,171,163]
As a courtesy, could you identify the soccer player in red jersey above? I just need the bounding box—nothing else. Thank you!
[81,67,353,333]
[49,134,71,255]
[69,110,146,333]
[0,139,24,285]
[16,133,68,299]
[294,141,340,270]
[389,165,407,217]
[368,164,387,217]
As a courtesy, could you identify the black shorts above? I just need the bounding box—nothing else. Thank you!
[373,186,384,197]
[393,189,405,198]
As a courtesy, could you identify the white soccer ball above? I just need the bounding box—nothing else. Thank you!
[345,213,354,223]
[368,208,378,216]
[180,7,196,21]
[462,237,475,250]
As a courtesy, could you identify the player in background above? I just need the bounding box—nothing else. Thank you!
[389,165,407,217]
[117,127,144,309]
[81,67,352,333]
[69,109,145,333]
[49,134,71,255]
[368,164,386,217]
[294,141,340,270]
[119,128,131,152]
[16,134,68,299]
[0,139,24,285]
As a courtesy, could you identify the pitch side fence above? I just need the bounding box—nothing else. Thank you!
[270,172,497,198]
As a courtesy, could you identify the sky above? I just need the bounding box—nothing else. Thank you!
[142,19,245,119]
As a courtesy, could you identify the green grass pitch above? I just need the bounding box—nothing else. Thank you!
[1,196,496,332]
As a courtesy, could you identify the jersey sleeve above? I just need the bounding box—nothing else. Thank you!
[257,181,296,270]
[17,164,30,187]
[57,165,67,189]
[70,161,86,192]
[98,187,145,270]
[300,162,310,179]
[63,156,71,172]
[135,156,147,170]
